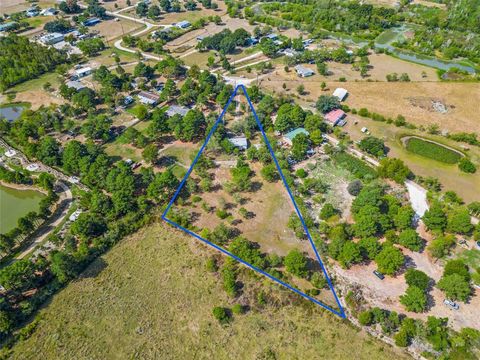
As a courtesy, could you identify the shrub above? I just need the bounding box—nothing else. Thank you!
[358,310,373,326]
[231,304,244,315]
[212,307,230,324]
[206,257,218,272]
[347,180,363,196]
[320,203,337,220]
[458,158,476,173]
[296,168,308,178]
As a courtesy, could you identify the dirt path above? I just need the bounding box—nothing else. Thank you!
[16,182,73,260]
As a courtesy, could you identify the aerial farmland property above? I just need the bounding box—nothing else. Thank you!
[0,0,480,359]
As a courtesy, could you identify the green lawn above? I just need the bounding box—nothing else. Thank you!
[404,137,463,164]
[457,249,480,270]
[10,72,63,93]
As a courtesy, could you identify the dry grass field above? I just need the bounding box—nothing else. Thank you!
[91,18,143,42]
[7,222,410,360]
[0,0,55,15]
[259,72,480,134]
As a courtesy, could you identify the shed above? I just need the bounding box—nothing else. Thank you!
[333,88,348,101]
[294,65,314,78]
[265,33,278,40]
[324,109,346,127]
[82,17,101,26]
[283,128,309,146]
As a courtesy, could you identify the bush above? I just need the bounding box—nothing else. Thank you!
[358,310,373,326]
[320,203,337,220]
[347,180,363,196]
[206,257,218,272]
[458,158,477,173]
[296,168,308,178]
[231,304,244,315]
[212,307,230,324]
[358,136,385,157]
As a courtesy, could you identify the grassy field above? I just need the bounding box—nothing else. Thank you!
[457,249,480,269]
[342,116,480,201]
[404,137,463,164]
[7,222,409,360]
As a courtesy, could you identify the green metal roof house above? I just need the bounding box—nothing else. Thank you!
[283,128,309,145]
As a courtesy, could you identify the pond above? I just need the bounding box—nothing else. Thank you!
[0,184,45,233]
[0,105,27,122]
[375,27,477,74]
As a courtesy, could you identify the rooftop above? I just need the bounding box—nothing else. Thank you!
[284,128,309,141]
[166,105,189,117]
[333,88,348,101]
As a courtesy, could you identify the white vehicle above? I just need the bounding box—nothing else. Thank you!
[26,163,40,172]
[5,149,16,157]
[69,209,82,222]
[443,299,459,310]
[69,176,80,184]
[361,127,369,134]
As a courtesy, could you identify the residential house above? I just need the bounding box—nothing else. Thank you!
[75,67,93,78]
[324,109,346,127]
[176,20,191,29]
[137,91,160,105]
[0,22,17,32]
[283,128,309,146]
[39,32,64,45]
[282,48,298,57]
[228,136,248,150]
[166,105,189,117]
[294,65,314,77]
[265,33,278,40]
[66,80,86,91]
[332,88,348,101]
[26,8,39,17]
[40,8,58,16]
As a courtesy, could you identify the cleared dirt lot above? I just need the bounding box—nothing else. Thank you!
[1,0,55,15]
[335,233,480,332]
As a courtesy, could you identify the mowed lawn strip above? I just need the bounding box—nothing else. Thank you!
[405,137,462,164]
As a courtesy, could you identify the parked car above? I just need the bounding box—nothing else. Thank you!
[443,299,459,310]
[476,241,480,250]
[373,270,385,280]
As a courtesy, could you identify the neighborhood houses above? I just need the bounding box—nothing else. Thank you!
[295,65,314,78]
[137,91,160,105]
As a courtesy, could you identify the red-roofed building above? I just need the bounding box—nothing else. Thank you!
[324,109,346,127]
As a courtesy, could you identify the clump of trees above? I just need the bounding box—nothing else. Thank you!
[197,29,250,54]
[0,35,69,91]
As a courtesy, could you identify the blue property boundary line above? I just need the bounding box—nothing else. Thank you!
[162,85,346,319]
